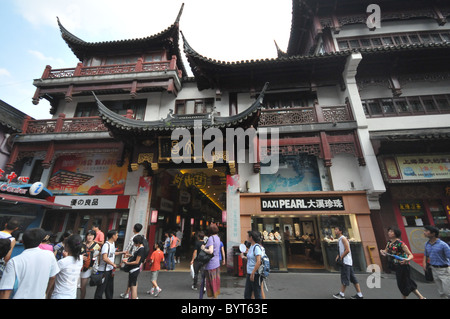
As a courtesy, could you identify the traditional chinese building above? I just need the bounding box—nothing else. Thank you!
[6,1,450,273]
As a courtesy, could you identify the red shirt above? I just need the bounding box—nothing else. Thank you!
[94,230,104,244]
[150,250,165,271]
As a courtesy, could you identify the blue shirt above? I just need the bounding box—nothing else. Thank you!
[425,239,450,266]
[246,244,262,274]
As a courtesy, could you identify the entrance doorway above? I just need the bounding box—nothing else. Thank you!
[254,216,325,271]
[150,166,227,270]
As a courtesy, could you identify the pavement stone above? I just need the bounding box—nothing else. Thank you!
[80,267,443,300]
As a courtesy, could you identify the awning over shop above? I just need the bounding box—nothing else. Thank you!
[0,193,72,209]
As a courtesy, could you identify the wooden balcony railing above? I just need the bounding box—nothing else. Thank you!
[21,114,108,134]
[258,103,354,126]
[40,56,182,80]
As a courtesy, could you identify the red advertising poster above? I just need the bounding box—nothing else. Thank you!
[48,153,128,195]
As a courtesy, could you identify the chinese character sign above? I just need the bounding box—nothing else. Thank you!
[261,197,345,211]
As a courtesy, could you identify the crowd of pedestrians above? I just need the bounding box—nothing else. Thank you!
[0,217,448,300]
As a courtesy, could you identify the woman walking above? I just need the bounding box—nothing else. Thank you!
[241,230,263,299]
[380,227,425,299]
[121,235,146,299]
[200,224,221,299]
[79,230,101,299]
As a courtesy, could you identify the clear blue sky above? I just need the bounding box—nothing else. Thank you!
[0,0,291,119]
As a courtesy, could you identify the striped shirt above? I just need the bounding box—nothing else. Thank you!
[425,239,450,267]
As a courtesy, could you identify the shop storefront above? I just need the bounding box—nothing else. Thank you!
[40,151,131,249]
[240,192,381,272]
[378,154,450,263]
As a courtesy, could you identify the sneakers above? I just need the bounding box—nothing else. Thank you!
[146,288,155,295]
[191,285,198,291]
[333,293,345,299]
[333,293,364,299]
[120,293,129,299]
[154,287,162,297]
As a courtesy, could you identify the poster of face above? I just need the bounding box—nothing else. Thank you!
[260,154,322,193]
[48,153,128,195]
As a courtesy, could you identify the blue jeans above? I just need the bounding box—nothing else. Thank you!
[167,248,176,270]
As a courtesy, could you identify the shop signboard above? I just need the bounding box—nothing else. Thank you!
[47,153,129,195]
[381,155,450,182]
[52,195,129,209]
[261,197,345,211]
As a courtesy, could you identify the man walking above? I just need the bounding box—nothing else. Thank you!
[423,225,450,299]
[333,226,364,299]
[94,230,126,299]
[0,228,59,299]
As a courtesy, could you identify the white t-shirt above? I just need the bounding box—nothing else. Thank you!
[51,256,83,299]
[0,231,14,242]
[0,247,59,299]
[98,241,115,271]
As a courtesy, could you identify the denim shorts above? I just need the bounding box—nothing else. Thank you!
[340,264,358,286]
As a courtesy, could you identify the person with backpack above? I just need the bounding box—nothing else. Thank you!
[79,230,101,299]
[54,230,73,261]
[121,235,146,299]
[242,230,264,299]
[48,234,84,299]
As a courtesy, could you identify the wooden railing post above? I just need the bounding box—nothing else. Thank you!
[55,114,66,133]
[41,65,52,79]
[169,55,177,70]
[74,62,83,76]
[21,116,32,134]
[135,58,143,72]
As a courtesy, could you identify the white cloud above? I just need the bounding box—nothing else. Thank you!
[0,69,11,77]
[28,50,65,67]
[13,0,292,61]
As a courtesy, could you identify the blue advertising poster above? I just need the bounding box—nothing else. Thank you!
[261,154,322,192]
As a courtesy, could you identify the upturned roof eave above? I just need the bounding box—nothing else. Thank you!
[94,82,268,134]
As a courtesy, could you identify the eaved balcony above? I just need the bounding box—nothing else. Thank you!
[32,56,183,106]
[258,102,355,132]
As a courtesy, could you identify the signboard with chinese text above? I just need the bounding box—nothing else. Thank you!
[261,197,345,212]
[381,155,450,182]
[52,195,129,209]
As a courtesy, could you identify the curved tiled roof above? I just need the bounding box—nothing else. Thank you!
[56,4,187,77]
[94,82,268,134]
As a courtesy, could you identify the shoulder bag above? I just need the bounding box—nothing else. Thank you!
[90,242,110,286]
[197,236,215,265]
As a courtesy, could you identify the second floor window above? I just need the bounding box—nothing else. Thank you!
[338,31,450,50]
[264,92,317,109]
[75,99,146,120]
[175,98,215,115]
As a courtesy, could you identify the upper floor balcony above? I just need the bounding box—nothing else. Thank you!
[32,56,183,106]
[258,103,355,130]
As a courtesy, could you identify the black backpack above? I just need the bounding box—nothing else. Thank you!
[142,237,150,260]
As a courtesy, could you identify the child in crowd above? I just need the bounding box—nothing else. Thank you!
[147,242,165,297]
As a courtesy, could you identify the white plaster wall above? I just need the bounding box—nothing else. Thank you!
[329,153,363,191]
[316,85,342,105]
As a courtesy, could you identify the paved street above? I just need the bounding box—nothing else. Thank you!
[81,266,442,300]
